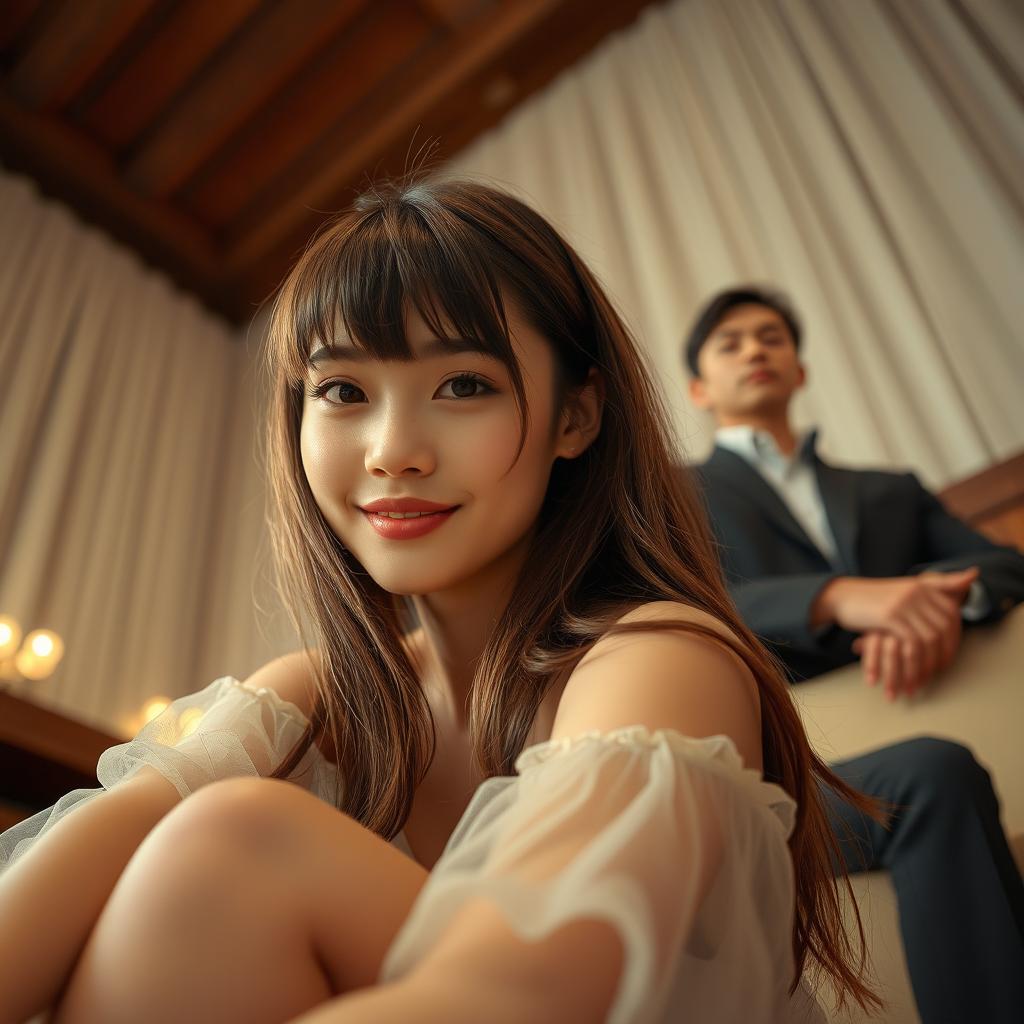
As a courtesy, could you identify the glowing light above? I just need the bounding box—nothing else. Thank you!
[142,697,172,724]
[178,707,204,737]
[0,616,22,658]
[31,634,54,657]
[16,630,64,680]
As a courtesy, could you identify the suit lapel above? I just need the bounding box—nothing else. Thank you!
[812,457,861,574]
[704,447,830,563]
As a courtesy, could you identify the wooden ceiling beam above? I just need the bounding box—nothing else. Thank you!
[185,1,433,230]
[236,0,659,314]
[0,91,219,296]
[221,0,565,280]
[416,0,491,28]
[80,0,262,152]
[123,0,363,200]
[9,0,157,112]
[0,0,44,52]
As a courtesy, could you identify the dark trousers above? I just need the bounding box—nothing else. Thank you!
[824,737,1024,1024]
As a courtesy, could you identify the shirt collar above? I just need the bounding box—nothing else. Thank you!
[715,424,819,472]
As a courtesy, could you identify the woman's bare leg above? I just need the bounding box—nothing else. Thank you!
[51,778,429,1024]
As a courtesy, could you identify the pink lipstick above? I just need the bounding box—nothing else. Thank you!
[359,498,460,541]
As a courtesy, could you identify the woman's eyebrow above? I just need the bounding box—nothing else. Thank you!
[307,338,492,367]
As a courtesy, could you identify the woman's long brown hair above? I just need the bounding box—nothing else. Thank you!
[264,177,883,1012]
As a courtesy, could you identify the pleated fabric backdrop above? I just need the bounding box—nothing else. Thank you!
[448,0,1024,484]
[0,171,296,734]
[3,0,1023,732]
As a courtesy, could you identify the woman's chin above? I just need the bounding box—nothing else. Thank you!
[365,567,468,598]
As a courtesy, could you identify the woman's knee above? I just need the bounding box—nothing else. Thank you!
[146,776,313,858]
[95,778,313,950]
[54,780,333,1024]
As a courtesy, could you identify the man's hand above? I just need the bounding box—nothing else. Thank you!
[852,617,964,701]
[812,568,979,633]
[813,567,980,701]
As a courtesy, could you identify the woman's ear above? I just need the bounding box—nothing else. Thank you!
[556,367,605,458]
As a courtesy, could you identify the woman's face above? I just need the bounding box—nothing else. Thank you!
[300,300,572,597]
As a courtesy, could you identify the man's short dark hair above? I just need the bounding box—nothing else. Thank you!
[683,286,802,377]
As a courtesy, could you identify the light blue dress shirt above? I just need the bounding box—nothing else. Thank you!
[714,425,841,568]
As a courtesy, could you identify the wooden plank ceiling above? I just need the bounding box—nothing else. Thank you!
[0,0,662,324]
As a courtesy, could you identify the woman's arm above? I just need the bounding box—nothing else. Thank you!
[0,650,318,1023]
[0,768,180,1024]
[291,602,767,1024]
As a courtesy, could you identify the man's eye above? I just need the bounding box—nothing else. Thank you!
[436,374,494,400]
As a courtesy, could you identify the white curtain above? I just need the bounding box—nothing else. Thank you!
[4,0,1023,732]
[0,170,294,735]
[448,0,1024,486]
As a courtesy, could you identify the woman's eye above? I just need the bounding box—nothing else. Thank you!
[306,373,494,406]
[307,381,366,405]
[436,374,494,400]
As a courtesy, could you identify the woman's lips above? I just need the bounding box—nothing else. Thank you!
[362,507,459,540]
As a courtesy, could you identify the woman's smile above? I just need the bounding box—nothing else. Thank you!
[360,504,461,540]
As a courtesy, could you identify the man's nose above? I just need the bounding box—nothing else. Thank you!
[742,337,770,361]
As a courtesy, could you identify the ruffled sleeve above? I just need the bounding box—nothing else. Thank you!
[380,727,822,1024]
[0,676,342,873]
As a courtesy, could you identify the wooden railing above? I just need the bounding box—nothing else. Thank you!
[938,450,1024,551]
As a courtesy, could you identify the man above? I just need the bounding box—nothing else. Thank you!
[685,286,1024,1023]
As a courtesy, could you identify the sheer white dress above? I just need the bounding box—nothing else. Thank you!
[1,677,827,1023]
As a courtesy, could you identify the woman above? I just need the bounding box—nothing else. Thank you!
[0,178,880,1023]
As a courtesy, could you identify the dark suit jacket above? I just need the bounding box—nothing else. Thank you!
[694,445,1024,681]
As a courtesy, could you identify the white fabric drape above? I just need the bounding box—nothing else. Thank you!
[448,0,1024,486]
[0,676,825,1023]
[0,170,295,734]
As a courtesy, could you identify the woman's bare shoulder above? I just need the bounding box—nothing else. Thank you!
[551,600,763,769]
[613,600,744,640]
[583,600,751,668]
[241,650,319,720]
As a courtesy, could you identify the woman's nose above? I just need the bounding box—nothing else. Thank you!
[364,413,436,478]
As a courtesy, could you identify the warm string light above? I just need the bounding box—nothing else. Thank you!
[1,613,205,740]
[121,695,204,738]
[0,615,64,685]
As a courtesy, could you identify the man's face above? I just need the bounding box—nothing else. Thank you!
[689,303,805,421]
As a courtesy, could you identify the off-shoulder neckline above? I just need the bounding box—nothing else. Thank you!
[220,675,310,722]
[222,676,795,833]
[515,724,796,831]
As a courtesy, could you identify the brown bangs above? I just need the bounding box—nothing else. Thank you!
[271,189,529,413]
